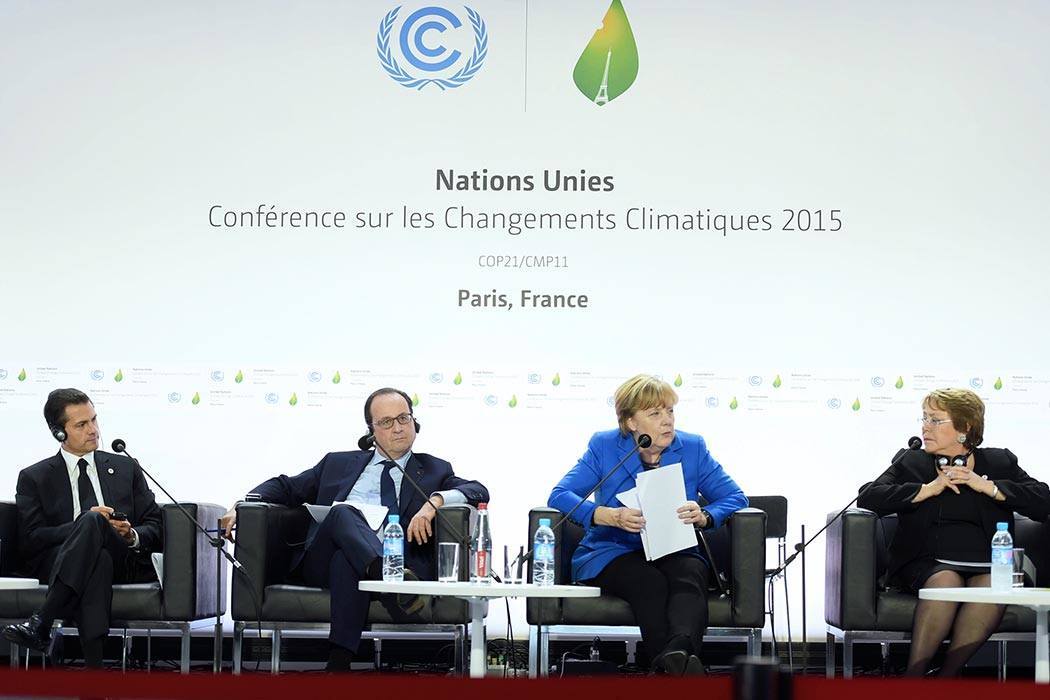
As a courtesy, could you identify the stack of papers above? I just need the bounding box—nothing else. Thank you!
[616,463,697,560]
[306,501,389,531]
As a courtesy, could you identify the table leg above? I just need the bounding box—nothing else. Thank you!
[469,599,486,679]
[1036,607,1048,684]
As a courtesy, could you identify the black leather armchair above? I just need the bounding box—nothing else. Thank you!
[0,500,226,672]
[230,502,473,674]
[525,506,766,677]
[825,508,1050,678]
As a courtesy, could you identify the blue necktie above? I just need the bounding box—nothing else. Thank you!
[380,460,399,515]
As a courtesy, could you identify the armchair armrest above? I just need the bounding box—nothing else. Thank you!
[526,507,566,625]
[0,501,17,577]
[160,502,227,620]
[231,503,309,621]
[727,507,765,628]
[434,504,473,581]
[824,508,878,630]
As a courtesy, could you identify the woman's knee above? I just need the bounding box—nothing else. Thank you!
[923,570,965,588]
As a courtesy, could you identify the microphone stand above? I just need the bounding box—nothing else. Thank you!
[512,435,652,576]
[766,438,922,672]
[114,442,247,673]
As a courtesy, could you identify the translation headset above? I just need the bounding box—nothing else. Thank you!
[50,425,67,442]
[936,453,971,469]
[356,388,421,451]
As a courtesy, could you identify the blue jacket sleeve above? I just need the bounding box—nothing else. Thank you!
[548,434,604,529]
[693,438,747,528]
[249,454,327,506]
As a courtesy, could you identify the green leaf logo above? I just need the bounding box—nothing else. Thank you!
[114,369,124,383]
[729,396,738,411]
[852,398,861,411]
[17,368,27,381]
[895,376,904,389]
[234,370,244,383]
[552,373,561,386]
[772,374,782,389]
[994,377,1003,390]
[289,393,298,406]
[573,0,639,106]
[674,374,683,387]
[332,371,341,384]
[453,372,462,386]
[191,392,200,405]
[412,393,420,407]
[508,394,518,408]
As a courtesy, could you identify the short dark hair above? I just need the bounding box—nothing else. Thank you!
[363,387,413,428]
[44,388,93,430]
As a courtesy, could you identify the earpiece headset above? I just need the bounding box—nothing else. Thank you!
[50,425,67,442]
[357,387,420,450]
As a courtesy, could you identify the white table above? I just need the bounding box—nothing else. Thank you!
[359,580,599,678]
[0,577,39,590]
[919,586,1050,683]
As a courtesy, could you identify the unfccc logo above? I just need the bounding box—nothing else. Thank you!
[377,5,488,90]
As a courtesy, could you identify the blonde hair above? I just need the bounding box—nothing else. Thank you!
[614,374,678,435]
[924,388,985,449]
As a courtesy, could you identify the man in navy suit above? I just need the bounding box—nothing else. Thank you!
[220,387,489,671]
[2,388,163,667]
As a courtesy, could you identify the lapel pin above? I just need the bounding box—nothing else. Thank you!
[108,468,115,474]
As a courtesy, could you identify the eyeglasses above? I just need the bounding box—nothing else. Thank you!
[373,413,413,430]
[918,416,953,426]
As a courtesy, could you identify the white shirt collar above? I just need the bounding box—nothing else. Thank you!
[60,448,95,476]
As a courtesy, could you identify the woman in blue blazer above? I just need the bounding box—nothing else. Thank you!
[548,374,747,675]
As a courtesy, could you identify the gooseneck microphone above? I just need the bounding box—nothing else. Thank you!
[516,434,653,569]
[111,439,244,571]
[384,455,466,544]
[770,435,923,578]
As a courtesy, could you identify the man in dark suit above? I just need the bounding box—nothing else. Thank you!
[219,387,489,671]
[2,388,162,667]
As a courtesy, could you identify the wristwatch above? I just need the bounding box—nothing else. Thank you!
[699,509,714,529]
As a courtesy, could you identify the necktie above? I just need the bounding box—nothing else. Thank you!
[380,460,399,515]
[77,458,99,514]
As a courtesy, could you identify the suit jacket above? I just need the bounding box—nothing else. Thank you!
[549,429,748,582]
[249,450,489,579]
[857,447,1050,579]
[15,450,164,580]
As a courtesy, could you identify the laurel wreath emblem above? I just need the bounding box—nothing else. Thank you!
[377,5,488,90]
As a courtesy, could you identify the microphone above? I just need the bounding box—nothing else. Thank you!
[769,435,922,578]
[111,439,242,570]
[385,457,466,544]
[516,434,652,568]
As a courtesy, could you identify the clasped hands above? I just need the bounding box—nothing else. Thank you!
[927,463,994,497]
[595,500,709,533]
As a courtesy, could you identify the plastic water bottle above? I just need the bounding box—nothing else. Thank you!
[470,503,493,583]
[532,518,556,586]
[383,514,404,582]
[991,521,1013,591]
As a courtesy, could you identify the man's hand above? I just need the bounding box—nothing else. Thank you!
[406,495,443,545]
[91,506,134,542]
[220,506,238,541]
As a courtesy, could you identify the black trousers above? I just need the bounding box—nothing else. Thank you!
[46,511,156,641]
[587,550,710,661]
[300,506,385,652]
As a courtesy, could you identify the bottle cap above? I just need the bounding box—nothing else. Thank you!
[996,521,1008,530]
[478,503,488,510]
[539,518,551,527]
[389,514,400,524]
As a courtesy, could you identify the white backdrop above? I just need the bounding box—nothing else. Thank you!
[2,0,1049,641]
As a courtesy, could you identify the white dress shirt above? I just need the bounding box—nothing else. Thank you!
[60,448,139,548]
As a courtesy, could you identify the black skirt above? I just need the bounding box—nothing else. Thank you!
[892,557,989,594]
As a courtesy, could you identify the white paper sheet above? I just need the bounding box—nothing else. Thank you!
[305,501,389,531]
[615,486,652,558]
[634,463,698,561]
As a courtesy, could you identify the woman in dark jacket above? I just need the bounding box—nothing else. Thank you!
[858,388,1050,676]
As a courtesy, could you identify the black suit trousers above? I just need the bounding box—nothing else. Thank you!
[587,550,710,663]
[48,511,156,641]
[300,506,383,651]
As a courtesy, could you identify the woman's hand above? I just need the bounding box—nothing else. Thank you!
[677,500,708,527]
[947,465,996,497]
[595,506,645,532]
[913,468,960,502]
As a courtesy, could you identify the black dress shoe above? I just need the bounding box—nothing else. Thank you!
[652,649,689,676]
[395,569,426,616]
[684,654,706,676]
[2,613,52,654]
